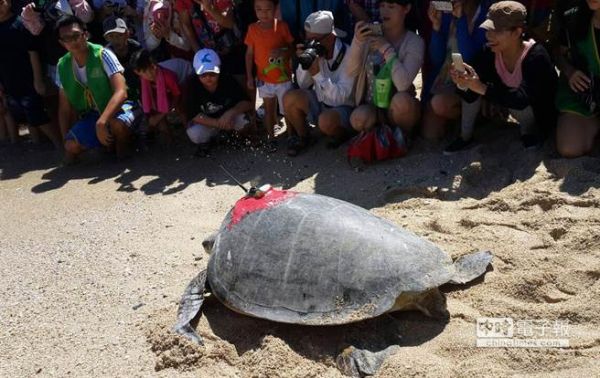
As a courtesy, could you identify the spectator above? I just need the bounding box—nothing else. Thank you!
[283,10,356,156]
[132,49,191,144]
[55,15,141,162]
[143,0,191,58]
[0,85,18,144]
[347,0,424,138]
[184,48,253,157]
[421,0,489,139]
[103,17,142,100]
[0,0,62,149]
[176,0,244,75]
[554,0,600,157]
[446,1,558,153]
[245,0,294,152]
[277,0,344,40]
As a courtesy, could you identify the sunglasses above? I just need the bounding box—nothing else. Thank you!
[60,31,85,43]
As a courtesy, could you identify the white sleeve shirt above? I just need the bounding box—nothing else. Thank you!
[295,38,355,108]
[56,47,125,89]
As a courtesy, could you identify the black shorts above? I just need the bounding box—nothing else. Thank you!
[6,92,50,127]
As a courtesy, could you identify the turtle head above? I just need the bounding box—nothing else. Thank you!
[202,232,217,254]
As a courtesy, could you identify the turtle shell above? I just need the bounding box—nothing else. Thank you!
[206,189,455,325]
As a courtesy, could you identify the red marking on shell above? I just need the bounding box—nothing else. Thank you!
[229,188,297,228]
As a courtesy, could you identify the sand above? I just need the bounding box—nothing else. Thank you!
[1,122,599,377]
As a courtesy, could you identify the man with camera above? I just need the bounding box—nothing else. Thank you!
[282,10,355,156]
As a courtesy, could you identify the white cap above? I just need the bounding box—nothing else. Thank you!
[304,10,347,38]
[193,49,221,76]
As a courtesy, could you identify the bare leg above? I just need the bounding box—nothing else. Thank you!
[421,93,461,140]
[263,96,278,139]
[318,109,344,138]
[556,113,599,158]
[388,92,422,134]
[350,104,378,133]
[64,139,84,163]
[38,123,63,150]
[109,119,133,159]
[3,111,19,144]
[283,89,310,138]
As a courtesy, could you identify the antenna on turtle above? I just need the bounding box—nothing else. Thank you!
[219,165,249,193]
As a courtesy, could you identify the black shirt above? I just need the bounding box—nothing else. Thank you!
[0,15,39,97]
[185,73,248,121]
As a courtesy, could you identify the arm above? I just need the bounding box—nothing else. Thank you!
[387,35,425,92]
[97,73,128,128]
[245,45,255,89]
[28,51,46,96]
[455,15,487,63]
[198,0,234,29]
[179,10,201,51]
[58,89,73,138]
[167,30,191,51]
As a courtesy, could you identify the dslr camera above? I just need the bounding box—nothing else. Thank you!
[298,40,327,70]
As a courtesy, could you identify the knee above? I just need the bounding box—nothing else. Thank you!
[109,120,131,139]
[64,139,81,154]
[429,95,453,117]
[283,90,305,112]
[556,140,587,158]
[186,124,212,144]
[350,106,376,132]
[391,93,414,115]
[318,111,341,136]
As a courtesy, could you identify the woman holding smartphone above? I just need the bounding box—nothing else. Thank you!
[421,0,491,140]
[446,1,557,153]
[346,0,424,142]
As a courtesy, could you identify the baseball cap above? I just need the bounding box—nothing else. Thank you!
[304,10,347,38]
[480,1,527,31]
[103,17,128,36]
[193,49,221,76]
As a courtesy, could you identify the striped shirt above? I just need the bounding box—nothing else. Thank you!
[56,47,124,88]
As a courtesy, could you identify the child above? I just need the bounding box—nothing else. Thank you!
[245,0,294,152]
[131,49,190,145]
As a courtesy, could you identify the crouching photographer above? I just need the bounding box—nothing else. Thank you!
[283,11,356,156]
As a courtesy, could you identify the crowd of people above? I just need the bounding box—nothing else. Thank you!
[0,0,598,165]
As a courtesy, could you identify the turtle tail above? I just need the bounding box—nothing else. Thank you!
[449,250,493,285]
[173,269,208,345]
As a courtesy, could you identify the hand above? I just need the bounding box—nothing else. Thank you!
[295,43,306,59]
[151,21,170,39]
[22,3,37,18]
[217,110,236,130]
[568,70,591,93]
[308,56,320,76]
[452,0,464,19]
[428,3,442,32]
[246,76,255,90]
[34,79,47,96]
[354,21,372,43]
[96,118,114,146]
[370,37,390,55]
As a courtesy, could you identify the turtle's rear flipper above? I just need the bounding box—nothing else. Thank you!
[336,345,400,377]
[449,250,493,285]
[173,269,208,345]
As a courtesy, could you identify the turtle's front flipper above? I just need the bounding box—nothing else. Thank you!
[336,345,400,377]
[449,250,493,284]
[173,269,208,345]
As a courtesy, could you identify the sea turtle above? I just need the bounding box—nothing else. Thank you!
[174,186,492,376]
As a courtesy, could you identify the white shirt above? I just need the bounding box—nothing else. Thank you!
[296,38,355,107]
[158,58,193,84]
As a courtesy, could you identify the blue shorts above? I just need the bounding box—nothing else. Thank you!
[305,89,353,130]
[6,93,50,127]
[65,101,142,149]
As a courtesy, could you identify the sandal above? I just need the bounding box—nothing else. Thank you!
[265,139,278,153]
[287,135,311,157]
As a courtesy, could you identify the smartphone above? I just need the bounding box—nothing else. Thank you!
[432,1,454,12]
[452,53,466,73]
[369,22,383,37]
